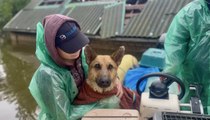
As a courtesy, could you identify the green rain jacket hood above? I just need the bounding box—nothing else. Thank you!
[164,0,210,114]
[29,14,119,120]
[39,14,82,67]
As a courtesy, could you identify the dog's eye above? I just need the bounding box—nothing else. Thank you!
[94,63,101,69]
[108,64,113,70]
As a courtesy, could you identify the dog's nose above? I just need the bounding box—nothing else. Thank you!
[97,78,111,88]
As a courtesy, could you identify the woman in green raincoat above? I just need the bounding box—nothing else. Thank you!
[29,14,122,120]
[164,0,210,114]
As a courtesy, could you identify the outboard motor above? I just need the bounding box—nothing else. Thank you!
[136,72,185,119]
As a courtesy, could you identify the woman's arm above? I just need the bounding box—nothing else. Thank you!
[164,9,190,75]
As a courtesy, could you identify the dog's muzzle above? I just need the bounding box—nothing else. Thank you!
[96,78,111,88]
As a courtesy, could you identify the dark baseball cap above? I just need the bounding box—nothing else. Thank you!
[55,22,89,53]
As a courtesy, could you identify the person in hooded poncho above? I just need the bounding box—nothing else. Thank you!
[28,14,126,120]
[164,0,210,114]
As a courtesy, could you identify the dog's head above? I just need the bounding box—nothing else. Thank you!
[85,45,125,93]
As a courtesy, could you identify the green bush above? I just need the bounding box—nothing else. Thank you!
[0,0,30,32]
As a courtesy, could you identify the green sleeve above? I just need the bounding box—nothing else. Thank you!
[164,9,190,75]
[35,69,73,120]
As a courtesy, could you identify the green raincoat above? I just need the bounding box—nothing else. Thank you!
[29,15,119,120]
[164,0,210,114]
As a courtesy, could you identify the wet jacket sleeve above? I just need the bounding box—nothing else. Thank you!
[36,69,73,120]
[164,9,190,75]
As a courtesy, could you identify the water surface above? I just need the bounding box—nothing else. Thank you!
[0,39,38,120]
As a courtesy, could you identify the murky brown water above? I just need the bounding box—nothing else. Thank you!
[0,39,38,120]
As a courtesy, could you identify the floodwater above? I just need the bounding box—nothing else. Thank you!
[0,38,39,120]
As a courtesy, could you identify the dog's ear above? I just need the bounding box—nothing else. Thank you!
[85,45,97,64]
[111,46,125,66]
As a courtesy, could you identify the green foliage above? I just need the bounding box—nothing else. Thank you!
[0,0,30,32]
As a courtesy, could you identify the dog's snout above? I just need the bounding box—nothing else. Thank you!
[96,78,111,88]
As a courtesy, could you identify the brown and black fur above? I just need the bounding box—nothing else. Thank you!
[84,45,125,93]
[77,45,141,110]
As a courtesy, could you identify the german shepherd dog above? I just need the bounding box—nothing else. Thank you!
[85,45,124,93]
[73,45,140,110]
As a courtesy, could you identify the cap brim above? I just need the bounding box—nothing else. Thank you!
[59,31,90,53]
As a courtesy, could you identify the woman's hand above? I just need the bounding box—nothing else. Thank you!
[116,78,123,98]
